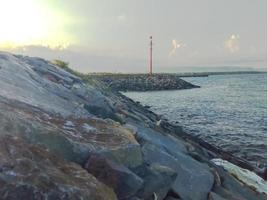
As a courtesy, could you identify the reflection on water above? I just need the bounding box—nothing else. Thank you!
[124,74,267,168]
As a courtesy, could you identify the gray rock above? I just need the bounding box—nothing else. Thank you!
[165,197,181,200]
[133,164,177,200]
[0,135,117,200]
[208,192,227,200]
[91,74,199,92]
[0,50,143,167]
[0,52,266,200]
[0,52,118,120]
[123,123,138,136]
[212,165,267,200]
[133,124,214,199]
[0,96,142,167]
[134,123,187,155]
[141,142,214,200]
[84,154,143,199]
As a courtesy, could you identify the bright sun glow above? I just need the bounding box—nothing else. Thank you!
[0,0,73,50]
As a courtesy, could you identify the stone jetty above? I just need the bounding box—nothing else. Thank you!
[88,73,200,91]
[0,52,266,200]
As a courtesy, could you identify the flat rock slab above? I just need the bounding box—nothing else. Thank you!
[0,52,116,119]
[211,162,267,200]
[133,124,214,199]
[212,159,267,195]
[133,164,177,200]
[0,99,142,167]
[134,123,187,155]
[84,154,143,199]
[0,52,143,168]
[142,142,214,200]
[0,135,117,200]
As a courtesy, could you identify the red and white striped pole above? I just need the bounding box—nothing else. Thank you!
[149,36,153,76]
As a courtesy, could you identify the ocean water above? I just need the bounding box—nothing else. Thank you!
[124,74,267,168]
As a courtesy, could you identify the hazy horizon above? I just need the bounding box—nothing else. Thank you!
[0,0,266,73]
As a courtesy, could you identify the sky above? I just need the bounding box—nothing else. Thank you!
[0,0,267,73]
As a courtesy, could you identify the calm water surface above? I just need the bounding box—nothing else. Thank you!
[124,74,267,167]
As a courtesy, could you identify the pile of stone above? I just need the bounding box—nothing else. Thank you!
[91,74,200,91]
[0,52,266,200]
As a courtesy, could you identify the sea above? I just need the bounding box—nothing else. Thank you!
[124,73,267,168]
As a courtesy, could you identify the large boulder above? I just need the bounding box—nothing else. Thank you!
[141,141,214,200]
[0,135,117,200]
[0,53,88,118]
[0,53,143,168]
[211,164,267,200]
[0,99,142,167]
[133,123,187,155]
[133,164,177,200]
[84,154,143,199]
[123,122,214,199]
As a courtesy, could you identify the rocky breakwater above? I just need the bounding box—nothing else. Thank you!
[89,73,200,91]
[0,51,266,200]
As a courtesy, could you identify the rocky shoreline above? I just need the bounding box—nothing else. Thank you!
[0,52,266,200]
[88,74,200,91]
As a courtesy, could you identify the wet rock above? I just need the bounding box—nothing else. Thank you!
[0,135,117,200]
[84,154,143,199]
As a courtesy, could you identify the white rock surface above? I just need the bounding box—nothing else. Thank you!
[0,52,113,118]
[212,158,267,194]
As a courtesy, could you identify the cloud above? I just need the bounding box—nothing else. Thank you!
[224,34,240,53]
[117,14,127,22]
[169,39,186,57]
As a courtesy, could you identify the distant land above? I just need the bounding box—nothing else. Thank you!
[86,71,266,92]
[88,66,267,74]
[155,66,267,74]
[88,70,267,78]
[68,64,267,74]
[176,70,267,77]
